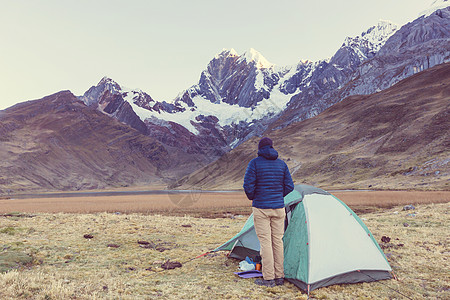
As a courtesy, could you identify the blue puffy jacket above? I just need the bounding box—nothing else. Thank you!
[243,145,294,209]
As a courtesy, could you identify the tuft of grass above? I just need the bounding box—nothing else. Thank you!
[0,227,17,235]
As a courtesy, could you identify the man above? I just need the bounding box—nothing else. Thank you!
[243,137,294,287]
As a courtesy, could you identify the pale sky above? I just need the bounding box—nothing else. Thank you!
[0,0,438,110]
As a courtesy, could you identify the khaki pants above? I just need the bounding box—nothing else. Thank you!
[252,207,286,281]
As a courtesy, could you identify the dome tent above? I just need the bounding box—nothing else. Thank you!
[213,185,393,293]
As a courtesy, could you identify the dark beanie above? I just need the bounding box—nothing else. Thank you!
[258,137,273,149]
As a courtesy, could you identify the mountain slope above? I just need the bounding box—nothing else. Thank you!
[0,91,197,193]
[177,62,450,191]
[272,7,450,129]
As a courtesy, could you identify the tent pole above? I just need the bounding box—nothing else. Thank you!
[229,239,240,254]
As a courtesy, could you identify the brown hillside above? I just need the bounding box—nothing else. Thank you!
[0,91,194,193]
[179,62,450,190]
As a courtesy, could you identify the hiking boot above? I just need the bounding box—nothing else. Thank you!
[275,278,284,286]
[254,278,275,287]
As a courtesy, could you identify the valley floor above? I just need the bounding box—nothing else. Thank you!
[0,190,448,217]
[0,195,448,299]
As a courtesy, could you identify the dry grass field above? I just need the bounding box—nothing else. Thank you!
[0,192,448,299]
[0,190,449,217]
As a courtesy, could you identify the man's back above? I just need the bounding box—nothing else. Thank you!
[243,143,294,209]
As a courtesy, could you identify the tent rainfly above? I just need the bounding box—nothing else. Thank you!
[213,185,393,293]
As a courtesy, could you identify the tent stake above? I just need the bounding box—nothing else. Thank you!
[391,271,398,280]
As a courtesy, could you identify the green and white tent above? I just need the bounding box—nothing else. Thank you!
[214,185,393,292]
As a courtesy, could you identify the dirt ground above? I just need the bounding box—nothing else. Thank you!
[0,190,448,218]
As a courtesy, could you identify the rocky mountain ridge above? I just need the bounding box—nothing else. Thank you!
[75,5,449,188]
[178,62,450,191]
[271,6,450,129]
[80,6,449,151]
[79,18,402,154]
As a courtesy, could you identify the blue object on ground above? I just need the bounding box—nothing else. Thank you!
[234,270,263,278]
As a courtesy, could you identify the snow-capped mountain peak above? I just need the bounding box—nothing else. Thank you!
[239,48,274,68]
[99,76,114,84]
[98,76,121,90]
[79,76,121,106]
[89,77,151,106]
[214,48,239,59]
[362,20,398,42]
[419,0,450,18]
[343,19,398,60]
